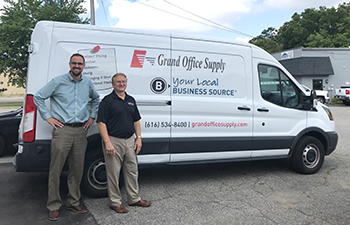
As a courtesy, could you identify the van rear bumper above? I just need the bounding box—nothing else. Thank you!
[325,131,338,155]
[14,141,51,172]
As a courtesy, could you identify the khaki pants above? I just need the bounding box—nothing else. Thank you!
[46,126,87,211]
[102,136,141,206]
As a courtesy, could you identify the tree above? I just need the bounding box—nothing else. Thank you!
[251,2,350,52]
[249,27,283,53]
[0,0,89,88]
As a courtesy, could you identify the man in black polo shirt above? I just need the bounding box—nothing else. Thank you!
[97,73,151,213]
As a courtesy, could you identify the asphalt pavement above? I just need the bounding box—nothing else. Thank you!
[0,105,350,224]
[0,163,97,225]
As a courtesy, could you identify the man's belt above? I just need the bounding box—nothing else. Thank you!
[116,135,132,139]
[64,122,85,127]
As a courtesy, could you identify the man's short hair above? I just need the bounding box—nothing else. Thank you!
[70,53,85,63]
[112,73,127,83]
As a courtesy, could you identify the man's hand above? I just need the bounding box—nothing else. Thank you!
[134,138,142,155]
[46,117,64,129]
[83,117,95,130]
[105,141,115,156]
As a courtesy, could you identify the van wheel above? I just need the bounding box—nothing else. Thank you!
[291,136,324,174]
[81,149,108,198]
[0,135,6,157]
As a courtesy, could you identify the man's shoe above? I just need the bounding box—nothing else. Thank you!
[110,204,128,213]
[65,205,88,214]
[48,210,59,221]
[129,199,152,207]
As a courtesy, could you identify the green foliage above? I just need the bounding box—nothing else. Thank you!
[331,97,343,104]
[0,0,89,88]
[0,102,23,107]
[250,2,350,53]
[249,27,283,53]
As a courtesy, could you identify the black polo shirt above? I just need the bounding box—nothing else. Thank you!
[97,91,141,138]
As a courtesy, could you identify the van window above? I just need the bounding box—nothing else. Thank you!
[258,65,299,108]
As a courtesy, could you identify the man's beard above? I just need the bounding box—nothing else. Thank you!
[71,69,81,77]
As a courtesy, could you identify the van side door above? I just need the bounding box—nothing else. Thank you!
[169,37,253,162]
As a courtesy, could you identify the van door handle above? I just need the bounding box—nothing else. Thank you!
[257,108,269,112]
[238,106,251,111]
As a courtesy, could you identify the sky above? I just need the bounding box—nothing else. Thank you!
[0,0,346,42]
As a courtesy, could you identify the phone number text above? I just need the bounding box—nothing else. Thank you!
[144,121,190,128]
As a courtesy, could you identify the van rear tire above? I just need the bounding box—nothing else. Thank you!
[81,149,108,198]
[291,136,324,174]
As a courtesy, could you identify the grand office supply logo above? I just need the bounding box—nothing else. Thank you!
[130,50,147,68]
[130,50,226,73]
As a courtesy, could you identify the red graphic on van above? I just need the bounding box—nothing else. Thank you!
[93,45,101,53]
[130,50,147,68]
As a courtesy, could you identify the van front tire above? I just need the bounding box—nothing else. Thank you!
[81,149,108,198]
[291,136,324,174]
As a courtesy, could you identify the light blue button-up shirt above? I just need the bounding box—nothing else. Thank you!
[34,72,100,123]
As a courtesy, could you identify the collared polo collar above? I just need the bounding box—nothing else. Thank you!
[111,90,128,100]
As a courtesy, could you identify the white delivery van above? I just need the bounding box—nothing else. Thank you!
[15,21,338,197]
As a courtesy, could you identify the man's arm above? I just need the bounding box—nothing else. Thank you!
[89,81,100,119]
[97,122,115,155]
[134,120,142,155]
[34,79,63,129]
[83,82,100,130]
[83,117,95,130]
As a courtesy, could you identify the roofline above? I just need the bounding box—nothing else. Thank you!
[273,46,350,54]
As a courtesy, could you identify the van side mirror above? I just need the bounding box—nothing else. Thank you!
[300,90,317,110]
[310,90,318,109]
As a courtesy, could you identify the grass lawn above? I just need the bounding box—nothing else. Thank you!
[0,102,23,107]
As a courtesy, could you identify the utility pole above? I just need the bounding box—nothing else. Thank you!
[90,0,95,25]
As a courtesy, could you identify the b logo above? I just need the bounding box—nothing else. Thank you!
[150,77,167,94]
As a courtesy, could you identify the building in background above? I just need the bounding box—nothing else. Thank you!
[272,47,350,99]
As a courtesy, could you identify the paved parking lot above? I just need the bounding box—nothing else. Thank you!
[1,105,350,224]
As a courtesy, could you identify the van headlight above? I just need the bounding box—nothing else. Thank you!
[322,106,334,121]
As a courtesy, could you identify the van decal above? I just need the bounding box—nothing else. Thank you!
[150,77,167,94]
[79,48,116,91]
[130,50,147,68]
[143,121,248,129]
[130,50,226,73]
[191,121,248,128]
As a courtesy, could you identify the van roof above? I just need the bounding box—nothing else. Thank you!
[37,20,257,49]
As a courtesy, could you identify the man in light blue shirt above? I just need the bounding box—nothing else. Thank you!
[34,53,99,221]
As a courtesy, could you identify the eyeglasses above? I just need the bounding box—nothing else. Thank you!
[115,80,127,84]
[70,62,84,66]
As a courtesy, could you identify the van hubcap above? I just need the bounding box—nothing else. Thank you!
[88,160,107,188]
[302,144,320,168]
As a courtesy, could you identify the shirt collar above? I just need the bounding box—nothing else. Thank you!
[111,90,128,100]
[67,71,83,82]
